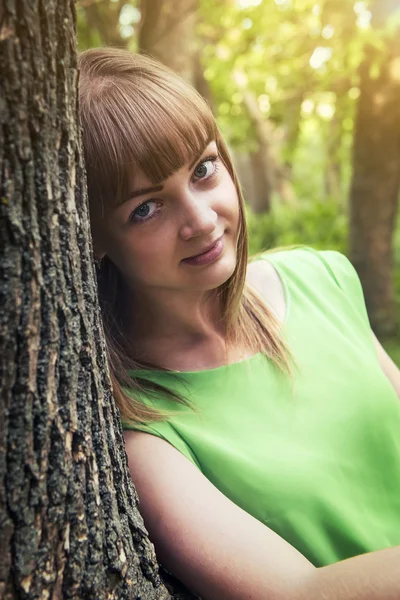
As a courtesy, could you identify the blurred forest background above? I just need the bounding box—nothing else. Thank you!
[77,0,400,362]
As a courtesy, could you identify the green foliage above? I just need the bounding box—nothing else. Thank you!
[247,199,348,257]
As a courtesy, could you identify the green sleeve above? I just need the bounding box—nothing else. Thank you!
[261,247,371,328]
[317,250,371,325]
[122,418,201,469]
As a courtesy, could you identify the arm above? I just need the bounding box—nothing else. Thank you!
[373,332,400,400]
[124,431,400,600]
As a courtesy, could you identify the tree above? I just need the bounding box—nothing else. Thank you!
[78,0,128,49]
[349,0,400,336]
[138,0,198,83]
[0,2,197,598]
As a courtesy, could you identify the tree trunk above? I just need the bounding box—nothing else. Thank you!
[193,50,214,110]
[282,92,305,178]
[324,114,342,201]
[138,0,198,83]
[248,145,273,214]
[242,90,284,213]
[349,38,400,336]
[80,1,127,49]
[0,2,197,599]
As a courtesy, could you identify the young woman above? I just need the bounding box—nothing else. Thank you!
[78,47,400,599]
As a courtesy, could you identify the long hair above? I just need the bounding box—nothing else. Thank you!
[78,47,290,423]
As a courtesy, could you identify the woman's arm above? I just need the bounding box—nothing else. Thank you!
[373,332,400,400]
[124,431,400,600]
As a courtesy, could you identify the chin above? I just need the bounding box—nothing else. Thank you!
[197,254,237,290]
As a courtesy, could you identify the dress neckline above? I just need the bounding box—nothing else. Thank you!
[130,255,290,377]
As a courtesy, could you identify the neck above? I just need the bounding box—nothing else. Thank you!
[127,286,227,361]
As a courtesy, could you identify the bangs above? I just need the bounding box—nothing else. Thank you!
[80,65,217,213]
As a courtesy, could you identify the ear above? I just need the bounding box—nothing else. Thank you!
[92,236,106,261]
[90,216,108,261]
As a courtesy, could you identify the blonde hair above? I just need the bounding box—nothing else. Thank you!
[78,47,290,424]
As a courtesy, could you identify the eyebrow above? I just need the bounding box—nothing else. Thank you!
[189,142,214,169]
[126,142,215,202]
[127,184,164,201]
[189,149,205,170]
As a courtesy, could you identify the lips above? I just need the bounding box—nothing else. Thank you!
[185,236,223,261]
[182,235,225,267]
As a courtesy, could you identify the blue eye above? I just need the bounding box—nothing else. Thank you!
[193,156,218,181]
[136,204,151,217]
[130,200,159,224]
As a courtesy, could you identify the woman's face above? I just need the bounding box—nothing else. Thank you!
[95,141,240,296]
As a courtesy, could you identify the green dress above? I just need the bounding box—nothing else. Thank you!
[123,248,400,567]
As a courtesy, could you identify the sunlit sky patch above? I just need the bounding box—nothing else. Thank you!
[120,25,134,39]
[258,94,271,113]
[312,4,320,16]
[119,4,141,37]
[237,0,262,8]
[119,5,141,25]
[354,1,372,29]
[216,44,231,60]
[234,70,249,87]
[322,25,335,40]
[309,47,333,70]
[302,99,314,115]
[317,102,335,120]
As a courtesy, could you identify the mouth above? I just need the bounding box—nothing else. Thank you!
[186,236,223,260]
[182,235,224,266]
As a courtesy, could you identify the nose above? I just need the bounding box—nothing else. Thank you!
[179,191,218,241]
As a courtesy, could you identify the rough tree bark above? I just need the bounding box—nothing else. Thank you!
[349,2,400,336]
[0,2,197,599]
[138,0,198,83]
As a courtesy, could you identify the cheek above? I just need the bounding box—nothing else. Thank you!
[109,228,174,282]
[225,180,240,227]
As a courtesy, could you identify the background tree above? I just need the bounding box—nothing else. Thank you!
[349,0,400,336]
[0,2,196,598]
[138,0,199,83]
[78,0,128,48]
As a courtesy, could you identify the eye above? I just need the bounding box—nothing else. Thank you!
[129,200,160,224]
[193,155,218,181]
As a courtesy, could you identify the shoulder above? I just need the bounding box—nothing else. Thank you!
[123,418,201,468]
[250,246,356,286]
[246,247,315,321]
[247,247,367,321]
[246,254,286,322]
